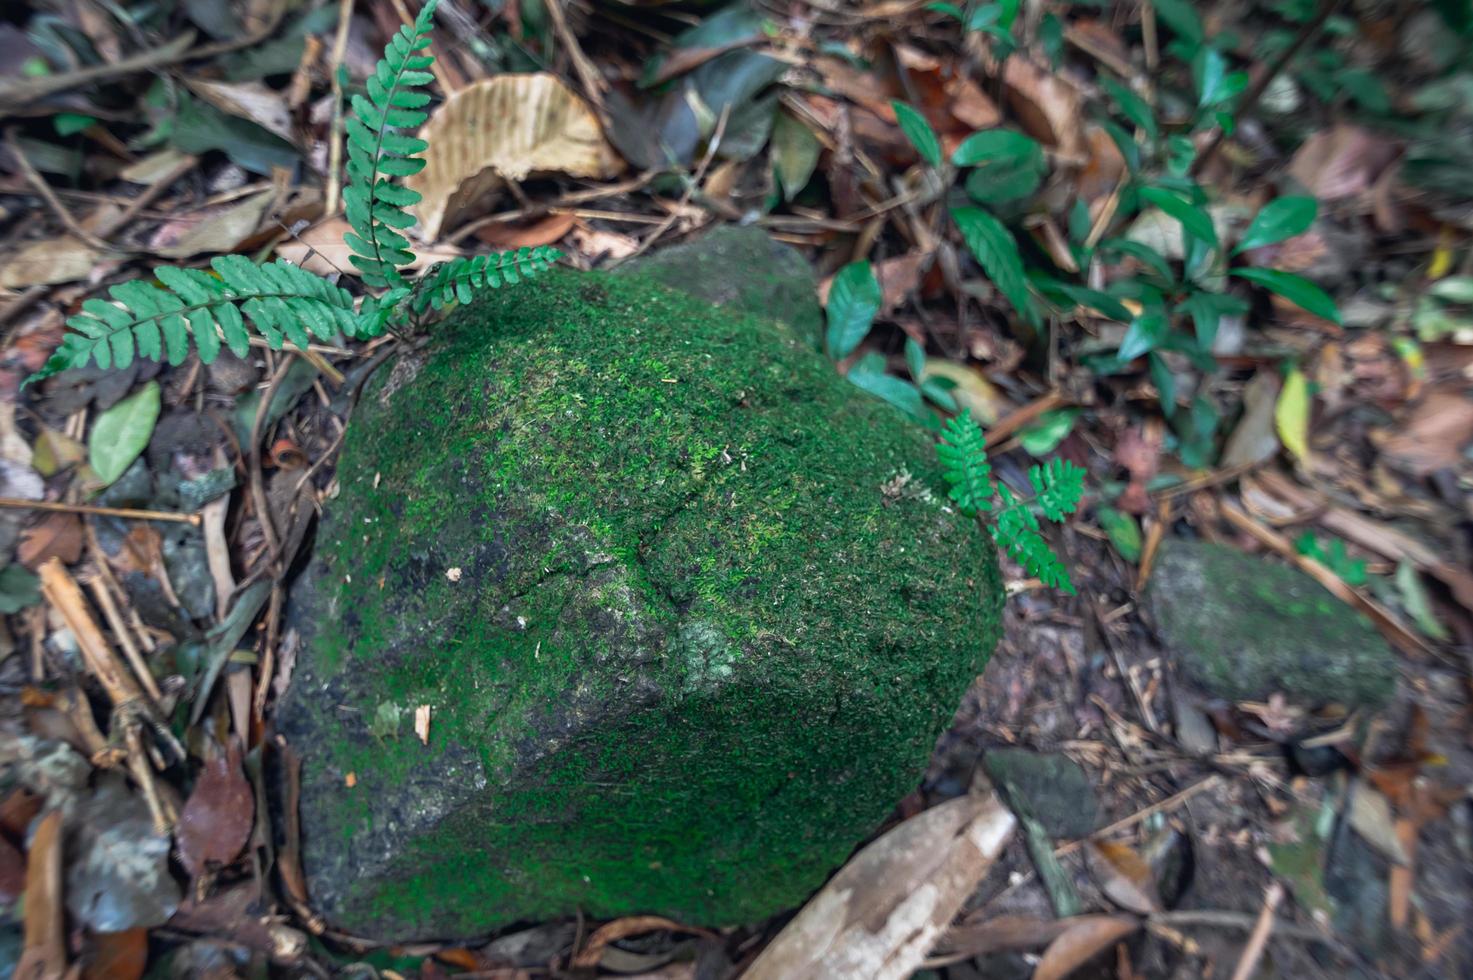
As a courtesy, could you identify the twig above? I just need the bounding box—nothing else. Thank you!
[248,359,294,569]
[1056,776,1220,856]
[612,106,729,267]
[1191,0,1348,177]
[984,392,1069,449]
[84,575,163,704]
[1229,881,1284,980]
[324,0,356,216]
[5,130,113,251]
[0,31,197,108]
[123,717,176,833]
[1152,909,1344,951]
[1140,0,1159,72]
[37,558,146,709]
[0,497,202,526]
[546,0,607,113]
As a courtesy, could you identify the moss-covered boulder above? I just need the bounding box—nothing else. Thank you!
[1149,539,1395,708]
[276,269,1002,939]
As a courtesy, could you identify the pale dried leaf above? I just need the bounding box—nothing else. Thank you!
[0,238,110,288]
[1002,57,1084,160]
[1376,388,1473,476]
[567,222,639,262]
[406,73,624,242]
[1288,124,1400,203]
[120,148,194,185]
[742,791,1015,980]
[1032,915,1139,980]
[1347,783,1409,865]
[1088,841,1162,914]
[185,78,297,143]
[156,190,276,258]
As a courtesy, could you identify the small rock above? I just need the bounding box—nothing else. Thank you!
[983,748,1098,841]
[1148,539,1396,709]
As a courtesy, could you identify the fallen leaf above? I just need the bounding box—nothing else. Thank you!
[88,382,161,486]
[1347,782,1409,865]
[742,791,1015,980]
[185,78,297,144]
[1001,57,1084,160]
[1032,915,1139,980]
[931,913,1070,957]
[154,190,276,258]
[1288,124,1400,202]
[176,740,254,877]
[474,212,578,249]
[919,359,1012,424]
[1376,387,1473,476]
[119,148,194,184]
[0,238,112,288]
[1088,841,1161,914]
[0,834,23,903]
[67,777,180,931]
[17,513,84,569]
[406,74,624,241]
[1221,370,1282,468]
[81,928,148,980]
[873,253,926,315]
[944,73,1002,131]
[1076,123,1126,203]
[1275,367,1312,464]
[571,916,713,969]
[275,217,462,275]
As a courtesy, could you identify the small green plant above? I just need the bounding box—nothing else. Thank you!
[27,0,559,386]
[936,410,1084,592]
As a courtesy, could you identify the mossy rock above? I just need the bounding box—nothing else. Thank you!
[620,225,823,347]
[1148,539,1395,708]
[276,269,1003,939]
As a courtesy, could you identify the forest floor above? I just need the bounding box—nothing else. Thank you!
[1,0,1471,977]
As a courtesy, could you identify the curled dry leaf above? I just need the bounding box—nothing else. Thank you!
[184,78,297,144]
[1088,840,1162,914]
[1032,914,1139,980]
[406,74,624,242]
[177,740,254,878]
[1288,124,1400,203]
[742,791,1015,980]
[1001,57,1084,161]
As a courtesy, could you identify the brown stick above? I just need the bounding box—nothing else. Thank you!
[0,497,201,526]
[37,558,145,708]
[85,575,163,704]
[1229,881,1284,980]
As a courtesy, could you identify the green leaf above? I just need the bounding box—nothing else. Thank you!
[1118,312,1169,361]
[1030,457,1085,521]
[1235,196,1317,253]
[1101,78,1158,140]
[1097,506,1142,561]
[905,337,926,381]
[1140,186,1218,250]
[88,381,161,485]
[1053,283,1132,322]
[1231,268,1341,322]
[1153,0,1205,45]
[847,353,927,421]
[1102,238,1174,282]
[53,112,97,136]
[935,409,994,515]
[0,565,42,615]
[951,206,1035,323]
[825,260,882,359]
[1395,561,1449,640]
[1019,408,1079,456]
[772,110,821,200]
[1177,290,1248,350]
[1148,351,1176,409]
[1428,276,1473,303]
[952,128,1040,166]
[892,101,943,167]
[953,129,1045,203]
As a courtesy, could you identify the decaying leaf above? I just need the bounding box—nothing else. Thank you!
[1001,57,1084,161]
[742,790,1015,980]
[177,739,254,877]
[184,78,297,144]
[406,74,624,242]
[1376,387,1473,476]
[1088,840,1162,914]
[1288,124,1400,203]
[1032,914,1139,980]
[66,776,180,931]
[14,809,66,980]
[154,189,277,258]
[0,238,113,288]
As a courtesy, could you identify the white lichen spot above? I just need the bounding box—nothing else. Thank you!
[445,567,462,582]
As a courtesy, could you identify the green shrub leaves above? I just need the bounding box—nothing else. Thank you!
[825,260,883,359]
[1235,195,1317,253]
[892,101,942,167]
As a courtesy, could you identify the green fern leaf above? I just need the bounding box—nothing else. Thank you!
[935,409,995,516]
[409,246,563,315]
[24,258,361,386]
[344,0,439,289]
[1030,457,1086,522]
[992,483,1074,593]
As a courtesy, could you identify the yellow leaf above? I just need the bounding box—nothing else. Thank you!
[405,74,624,242]
[1275,367,1311,463]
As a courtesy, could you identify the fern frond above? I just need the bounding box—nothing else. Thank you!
[1030,457,1086,522]
[409,246,563,314]
[992,483,1074,593]
[26,258,360,385]
[935,409,995,516]
[344,0,439,289]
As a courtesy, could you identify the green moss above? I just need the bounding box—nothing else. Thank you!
[277,269,1003,938]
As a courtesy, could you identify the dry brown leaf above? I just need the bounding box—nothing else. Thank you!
[1076,123,1126,203]
[1376,387,1473,476]
[0,238,111,288]
[406,74,623,242]
[567,222,640,262]
[154,190,276,259]
[119,149,194,185]
[1032,914,1139,980]
[275,217,461,275]
[742,791,1015,980]
[1288,124,1400,203]
[17,513,84,569]
[571,916,713,969]
[81,928,148,980]
[176,740,254,878]
[475,212,578,249]
[1001,57,1084,161]
[1088,841,1162,914]
[184,78,297,144]
[944,73,1002,131]
[1346,782,1409,865]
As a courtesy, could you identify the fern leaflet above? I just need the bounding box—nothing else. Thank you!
[1030,457,1086,522]
[343,0,438,288]
[27,257,360,384]
[936,409,994,515]
[410,246,563,314]
[992,483,1075,594]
